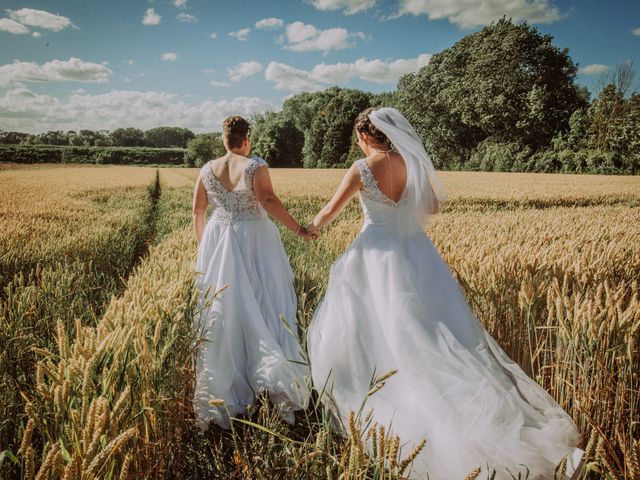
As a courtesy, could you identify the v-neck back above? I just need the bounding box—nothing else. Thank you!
[357,158,408,206]
[199,157,269,223]
[208,156,252,194]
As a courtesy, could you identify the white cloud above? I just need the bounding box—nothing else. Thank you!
[632,27,640,36]
[394,0,562,29]
[255,17,284,29]
[0,18,30,34]
[43,58,113,82]
[126,59,134,65]
[0,62,49,87]
[265,53,431,92]
[201,68,216,75]
[161,52,178,61]
[209,80,231,87]
[317,54,431,83]
[0,58,112,88]
[142,8,161,26]
[227,61,263,82]
[0,87,274,133]
[265,62,322,92]
[229,28,250,41]
[173,0,188,7]
[309,0,376,15]
[578,64,609,75]
[285,21,320,43]
[31,31,41,38]
[176,13,197,23]
[210,32,218,39]
[281,21,362,53]
[7,8,74,31]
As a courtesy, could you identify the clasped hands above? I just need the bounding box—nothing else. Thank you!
[296,223,320,241]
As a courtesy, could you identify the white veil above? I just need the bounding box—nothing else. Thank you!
[368,107,447,229]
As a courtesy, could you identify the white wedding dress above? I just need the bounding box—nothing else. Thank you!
[193,156,310,430]
[307,157,584,480]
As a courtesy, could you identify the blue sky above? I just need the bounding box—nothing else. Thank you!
[0,0,638,133]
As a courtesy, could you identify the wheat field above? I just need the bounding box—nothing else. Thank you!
[1,164,639,479]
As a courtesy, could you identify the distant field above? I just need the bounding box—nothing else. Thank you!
[1,164,638,479]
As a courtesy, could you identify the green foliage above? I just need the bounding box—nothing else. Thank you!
[0,131,31,144]
[468,138,533,172]
[0,127,197,148]
[396,17,588,168]
[0,144,186,165]
[144,126,196,148]
[251,111,305,167]
[302,88,372,168]
[111,127,146,147]
[185,133,225,167]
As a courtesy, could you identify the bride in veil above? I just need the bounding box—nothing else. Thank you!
[306,107,585,480]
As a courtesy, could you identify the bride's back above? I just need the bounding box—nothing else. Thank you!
[362,151,407,203]
[209,153,252,192]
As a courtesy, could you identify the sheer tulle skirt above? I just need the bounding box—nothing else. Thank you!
[194,218,310,430]
[307,225,584,480]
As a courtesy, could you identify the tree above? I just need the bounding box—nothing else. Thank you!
[396,17,588,169]
[588,62,636,151]
[144,126,195,148]
[111,127,145,147]
[302,88,372,168]
[186,133,225,167]
[0,131,31,144]
[370,91,397,109]
[250,112,304,167]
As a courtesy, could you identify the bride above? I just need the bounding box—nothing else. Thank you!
[192,116,312,430]
[306,107,585,480]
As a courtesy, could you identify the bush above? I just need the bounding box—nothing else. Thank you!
[186,134,225,168]
[470,139,532,172]
[0,144,186,165]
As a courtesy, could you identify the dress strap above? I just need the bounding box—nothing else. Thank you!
[356,158,376,192]
[244,157,268,191]
[200,161,217,193]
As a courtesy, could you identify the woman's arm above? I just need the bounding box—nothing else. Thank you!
[192,176,209,244]
[254,165,313,239]
[427,182,440,214]
[309,163,362,232]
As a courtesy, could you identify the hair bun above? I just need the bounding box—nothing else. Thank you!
[355,107,390,149]
[223,116,251,149]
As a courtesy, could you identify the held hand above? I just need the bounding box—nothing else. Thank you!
[296,225,318,241]
[306,223,320,238]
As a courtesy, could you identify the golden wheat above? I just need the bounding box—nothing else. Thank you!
[4,166,640,479]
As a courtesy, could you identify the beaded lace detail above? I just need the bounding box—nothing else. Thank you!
[356,158,401,207]
[200,157,269,223]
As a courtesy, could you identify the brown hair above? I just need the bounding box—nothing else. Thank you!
[222,116,251,149]
[355,107,390,150]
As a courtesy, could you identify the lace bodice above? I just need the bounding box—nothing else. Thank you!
[355,158,420,236]
[200,157,269,223]
[356,158,403,208]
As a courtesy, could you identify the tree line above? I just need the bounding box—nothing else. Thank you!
[0,126,195,149]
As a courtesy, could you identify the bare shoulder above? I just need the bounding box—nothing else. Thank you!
[366,151,404,166]
[346,160,362,177]
[343,161,363,188]
[208,155,227,175]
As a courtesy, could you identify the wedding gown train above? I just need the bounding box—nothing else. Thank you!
[307,158,584,480]
[193,157,310,430]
